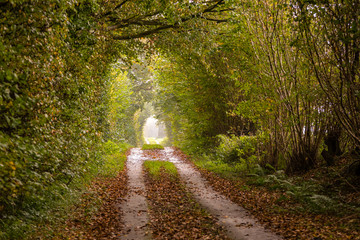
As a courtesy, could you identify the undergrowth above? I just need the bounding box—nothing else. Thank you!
[0,140,131,239]
[195,156,246,179]
[194,155,360,217]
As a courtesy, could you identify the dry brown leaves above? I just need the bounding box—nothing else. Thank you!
[142,149,166,160]
[169,148,360,240]
[144,167,230,240]
[61,168,128,239]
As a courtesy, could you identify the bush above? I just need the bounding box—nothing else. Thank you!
[102,140,120,155]
[215,134,261,171]
[102,140,132,155]
[0,139,132,239]
[194,155,249,179]
[98,140,131,177]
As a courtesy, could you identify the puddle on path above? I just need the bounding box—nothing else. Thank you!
[164,147,282,240]
[120,148,150,240]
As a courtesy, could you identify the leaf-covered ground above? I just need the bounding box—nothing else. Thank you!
[168,147,360,240]
[60,169,128,239]
[144,162,230,240]
[33,147,358,239]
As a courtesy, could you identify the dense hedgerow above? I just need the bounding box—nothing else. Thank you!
[0,1,127,231]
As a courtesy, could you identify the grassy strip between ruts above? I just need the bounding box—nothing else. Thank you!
[28,148,129,239]
[142,144,165,150]
[144,160,177,179]
[143,160,230,240]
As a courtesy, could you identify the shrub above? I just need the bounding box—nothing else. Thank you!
[102,140,120,155]
[98,140,131,177]
[215,134,262,171]
[102,140,131,155]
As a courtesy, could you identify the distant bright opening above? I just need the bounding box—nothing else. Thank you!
[143,116,166,144]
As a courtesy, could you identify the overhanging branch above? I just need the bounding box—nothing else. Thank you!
[102,0,130,18]
[107,11,162,31]
[113,24,179,40]
[200,16,229,23]
[109,0,229,40]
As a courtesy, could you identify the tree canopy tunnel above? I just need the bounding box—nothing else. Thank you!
[1,0,360,225]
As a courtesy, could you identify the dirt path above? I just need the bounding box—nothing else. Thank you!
[164,147,281,240]
[122,147,281,240]
[120,148,150,240]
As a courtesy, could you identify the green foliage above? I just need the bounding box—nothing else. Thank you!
[1,0,359,236]
[0,179,90,239]
[0,0,121,213]
[247,170,350,214]
[0,139,131,239]
[158,137,171,147]
[196,153,356,215]
[134,102,154,146]
[294,0,360,148]
[102,139,131,155]
[215,135,261,168]
[105,68,137,145]
[195,156,249,179]
[99,152,127,177]
[142,144,164,150]
[0,156,96,239]
[103,140,121,155]
[152,0,359,173]
[143,161,177,178]
[153,26,253,153]
[192,136,273,178]
[99,140,131,177]
[0,1,137,237]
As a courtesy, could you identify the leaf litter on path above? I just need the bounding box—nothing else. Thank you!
[144,164,230,240]
[171,148,360,240]
[143,148,281,240]
[120,148,151,240]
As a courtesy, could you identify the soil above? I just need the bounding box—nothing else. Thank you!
[120,148,151,240]
[128,147,282,240]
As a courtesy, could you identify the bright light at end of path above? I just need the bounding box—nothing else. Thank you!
[143,116,166,138]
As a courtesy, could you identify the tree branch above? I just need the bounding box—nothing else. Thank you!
[107,11,162,31]
[113,24,178,40]
[200,16,229,23]
[102,0,130,18]
[110,0,228,40]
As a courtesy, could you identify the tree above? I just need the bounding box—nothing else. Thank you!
[294,0,360,148]
[100,0,231,40]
